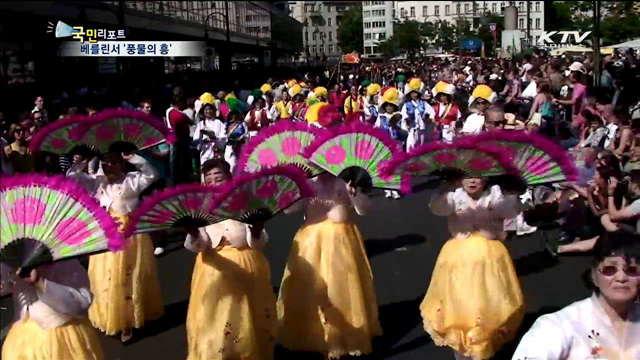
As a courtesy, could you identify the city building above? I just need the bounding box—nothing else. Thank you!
[394,1,545,46]
[362,1,395,58]
[288,1,359,63]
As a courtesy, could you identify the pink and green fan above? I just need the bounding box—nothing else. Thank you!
[236,121,325,177]
[70,109,176,153]
[29,116,88,154]
[302,121,410,193]
[380,140,517,182]
[124,184,223,237]
[211,165,315,224]
[0,174,124,271]
[466,131,578,185]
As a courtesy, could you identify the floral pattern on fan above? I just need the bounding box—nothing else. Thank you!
[124,184,223,237]
[29,116,88,154]
[0,175,124,269]
[236,121,325,177]
[211,165,314,224]
[302,122,411,193]
[71,108,176,153]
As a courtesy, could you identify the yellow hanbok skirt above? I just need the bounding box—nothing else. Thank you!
[186,246,277,360]
[88,213,164,335]
[2,317,104,360]
[277,219,382,359]
[420,233,525,359]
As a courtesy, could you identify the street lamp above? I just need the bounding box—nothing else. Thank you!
[203,0,232,71]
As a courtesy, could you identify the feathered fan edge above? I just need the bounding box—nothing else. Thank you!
[0,174,125,251]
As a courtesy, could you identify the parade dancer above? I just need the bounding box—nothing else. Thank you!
[193,92,225,164]
[183,159,277,360]
[401,78,435,151]
[289,84,306,122]
[432,81,461,143]
[1,261,104,359]
[275,91,292,122]
[224,98,249,173]
[421,177,525,360]
[278,173,382,359]
[363,83,381,125]
[343,85,365,123]
[67,152,164,343]
[245,97,270,138]
[375,87,406,199]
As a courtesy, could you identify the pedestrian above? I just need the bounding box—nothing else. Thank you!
[32,95,49,124]
[4,123,35,173]
[193,93,225,165]
[461,84,496,135]
[401,78,435,149]
[183,159,277,360]
[167,96,194,184]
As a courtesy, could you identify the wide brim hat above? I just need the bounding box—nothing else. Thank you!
[404,77,425,96]
[431,81,456,98]
[380,87,400,108]
[260,83,273,94]
[288,84,302,97]
[468,84,497,106]
[367,83,382,97]
[314,86,328,98]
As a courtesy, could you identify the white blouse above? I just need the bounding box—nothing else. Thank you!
[0,260,93,330]
[512,295,640,360]
[430,185,521,240]
[184,219,269,252]
[192,118,226,163]
[67,154,157,215]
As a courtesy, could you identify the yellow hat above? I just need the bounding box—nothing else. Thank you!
[299,81,308,88]
[287,79,297,88]
[314,86,328,98]
[367,83,382,97]
[199,92,215,105]
[469,84,497,105]
[289,84,302,97]
[407,78,424,94]
[260,83,273,94]
[431,81,456,97]
[380,87,400,107]
[224,93,236,101]
[304,102,326,124]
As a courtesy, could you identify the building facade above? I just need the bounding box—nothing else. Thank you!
[395,1,545,46]
[362,1,395,57]
[289,1,359,63]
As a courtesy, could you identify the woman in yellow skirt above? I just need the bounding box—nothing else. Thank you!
[67,152,164,342]
[422,177,525,360]
[278,172,382,359]
[183,158,277,360]
[1,260,104,360]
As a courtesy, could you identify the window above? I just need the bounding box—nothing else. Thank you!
[435,5,439,15]
[518,18,524,29]
[535,2,540,12]
[464,4,470,13]
[501,2,506,13]
[445,5,450,15]
[328,17,332,26]
[423,6,428,16]
[312,32,316,40]
[364,22,370,29]
[518,2,524,12]
[329,44,334,53]
[492,3,496,13]
[320,46,324,53]
[312,45,316,53]
[401,8,406,17]
[378,32,386,40]
[410,7,415,17]
[456,4,461,14]
[364,33,372,40]
[373,46,379,54]
[329,31,333,41]
[363,11,370,18]
[318,3,322,12]
[327,5,332,12]
[535,18,540,30]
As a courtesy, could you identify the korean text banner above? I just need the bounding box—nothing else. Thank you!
[59,41,205,57]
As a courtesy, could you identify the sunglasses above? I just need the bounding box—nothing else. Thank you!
[476,100,489,105]
[599,265,640,277]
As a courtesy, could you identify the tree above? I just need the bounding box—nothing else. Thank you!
[337,5,363,54]
[420,20,456,51]
[601,12,640,45]
[395,20,422,56]
[377,38,397,59]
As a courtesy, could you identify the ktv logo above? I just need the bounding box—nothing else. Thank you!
[537,31,592,47]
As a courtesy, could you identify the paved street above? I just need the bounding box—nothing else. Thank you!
[1,184,593,359]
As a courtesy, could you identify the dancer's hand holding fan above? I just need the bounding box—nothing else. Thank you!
[302,121,411,193]
[236,121,325,177]
[380,140,517,184]
[70,109,176,153]
[211,165,314,224]
[466,131,578,186]
[124,184,223,237]
[0,174,124,274]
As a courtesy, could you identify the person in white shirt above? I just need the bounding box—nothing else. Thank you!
[401,78,435,150]
[461,84,497,135]
[520,70,538,100]
[193,103,225,165]
[32,95,49,124]
[512,233,640,360]
[602,104,619,149]
[520,56,533,82]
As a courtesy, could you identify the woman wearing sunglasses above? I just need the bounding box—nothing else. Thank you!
[512,233,640,359]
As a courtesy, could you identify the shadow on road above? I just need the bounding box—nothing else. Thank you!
[373,295,430,358]
[513,250,560,277]
[126,300,189,345]
[365,234,427,258]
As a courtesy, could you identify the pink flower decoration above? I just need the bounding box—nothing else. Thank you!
[355,140,376,160]
[281,137,303,157]
[69,127,84,141]
[469,157,495,171]
[183,197,203,211]
[96,125,118,141]
[226,191,248,212]
[11,197,46,225]
[123,123,143,139]
[433,152,457,164]
[278,190,297,209]
[406,161,428,173]
[256,179,279,198]
[55,218,91,245]
[258,149,279,167]
[144,137,161,147]
[524,156,551,176]
[50,138,68,150]
[147,209,175,224]
[325,145,346,165]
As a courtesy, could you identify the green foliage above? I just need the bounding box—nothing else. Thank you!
[395,20,422,55]
[377,38,397,59]
[337,5,363,54]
